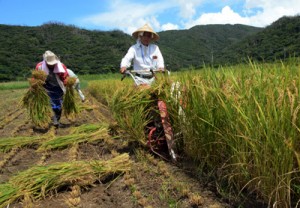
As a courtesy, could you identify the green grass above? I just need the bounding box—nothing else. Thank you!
[0,81,29,90]
[0,73,120,90]
[79,73,120,89]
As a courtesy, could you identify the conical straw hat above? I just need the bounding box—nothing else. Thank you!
[132,23,159,41]
[43,50,59,65]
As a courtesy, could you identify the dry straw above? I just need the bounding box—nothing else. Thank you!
[22,70,52,128]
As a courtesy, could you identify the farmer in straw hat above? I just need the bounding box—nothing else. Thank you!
[35,50,69,127]
[120,23,165,77]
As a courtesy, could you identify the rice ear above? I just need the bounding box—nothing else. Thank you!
[32,70,47,82]
[66,77,77,87]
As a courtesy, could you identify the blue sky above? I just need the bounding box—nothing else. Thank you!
[0,0,299,34]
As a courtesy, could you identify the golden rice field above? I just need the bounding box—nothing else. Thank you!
[88,60,300,208]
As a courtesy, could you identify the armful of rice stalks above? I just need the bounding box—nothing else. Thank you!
[63,77,79,116]
[66,77,77,87]
[29,70,47,89]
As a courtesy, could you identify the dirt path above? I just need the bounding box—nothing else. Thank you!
[0,89,231,208]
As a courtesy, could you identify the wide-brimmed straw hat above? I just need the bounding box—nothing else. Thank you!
[132,23,160,41]
[43,50,59,65]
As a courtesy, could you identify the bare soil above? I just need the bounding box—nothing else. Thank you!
[0,89,232,208]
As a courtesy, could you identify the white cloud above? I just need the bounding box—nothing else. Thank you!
[183,0,300,29]
[245,0,300,10]
[79,0,208,33]
[80,0,170,34]
[79,0,300,33]
[185,6,250,28]
[244,0,300,27]
[171,0,205,19]
[161,23,179,31]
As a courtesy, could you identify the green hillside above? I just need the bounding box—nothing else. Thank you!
[0,15,299,81]
[220,15,300,63]
[158,24,263,68]
[0,23,133,81]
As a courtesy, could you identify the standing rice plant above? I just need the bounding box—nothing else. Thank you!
[83,61,300,206]
[63,77,78,117]
[87,78,124,106]
[171,69,230,172]
[0,154,131,207]
[175,63,300,207]
[221,62,300,207]
[87,79,152,145]
[109,86,153,146]
[21,70,52,128]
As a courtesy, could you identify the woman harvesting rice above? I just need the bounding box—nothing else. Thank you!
[35,50,69,127]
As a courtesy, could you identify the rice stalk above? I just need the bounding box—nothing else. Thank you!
[0,136,43,153]
[64,185,81,207]
[38,124,111,151]
[32,70,47,81]
[21,70,52,128]
[37,151,50,166]
[70,123,109,134]
[108,86,153,145]
[21,191,34,208]
[69,143,79,161]
[63,77,79,117]
[0,184,18,207]
[0,154,131,207]
[0,147,20,170]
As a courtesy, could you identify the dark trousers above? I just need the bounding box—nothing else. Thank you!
[47,87,63,121]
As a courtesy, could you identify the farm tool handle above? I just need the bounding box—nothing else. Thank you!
[121,69,161,81]
[121,73,127,81]
[130,69,166,74]
[121,70,131,81]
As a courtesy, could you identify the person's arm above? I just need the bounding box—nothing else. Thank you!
[120,47,135,73]
[58,64,69,85]
[35,62,42,70]
[155,46,165,71]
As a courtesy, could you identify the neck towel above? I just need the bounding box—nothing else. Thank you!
[41,60,66,74]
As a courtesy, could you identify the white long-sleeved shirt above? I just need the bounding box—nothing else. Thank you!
[66,68,80,86]
[120,41,164,73]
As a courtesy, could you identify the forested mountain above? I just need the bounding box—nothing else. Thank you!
[0,15,299,81]
[219,15,300,63]
[158,24,263,68]
[0,23,133,81]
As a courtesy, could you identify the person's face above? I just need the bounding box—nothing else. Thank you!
[140,32,152,46]
[46,63,56,69]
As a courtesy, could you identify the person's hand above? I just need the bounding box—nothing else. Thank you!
[120,67,127,74]
[158,67,165,72]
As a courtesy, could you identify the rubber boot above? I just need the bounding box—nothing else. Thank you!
[53,109,62,127]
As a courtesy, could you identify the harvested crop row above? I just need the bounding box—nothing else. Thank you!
[0,153,131,207]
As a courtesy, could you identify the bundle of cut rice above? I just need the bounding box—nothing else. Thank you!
[22,70,51,128]
[63,77,78,117]
[0,154,131,207]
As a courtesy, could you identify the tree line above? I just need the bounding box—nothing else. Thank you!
[0,15,299,81]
